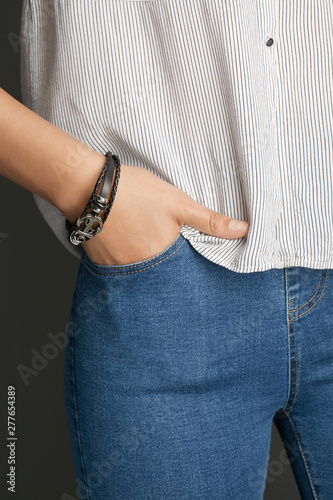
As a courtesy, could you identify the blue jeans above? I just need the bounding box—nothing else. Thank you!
[64,233,333,499]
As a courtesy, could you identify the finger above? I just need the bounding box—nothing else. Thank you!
[178,194,249,239]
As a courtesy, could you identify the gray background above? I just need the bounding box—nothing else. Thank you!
[0,3,301,499]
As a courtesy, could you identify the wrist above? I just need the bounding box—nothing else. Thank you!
[53,150,107,224]
[65,152,120,246]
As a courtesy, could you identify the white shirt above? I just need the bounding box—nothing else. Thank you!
[20,1,333,273]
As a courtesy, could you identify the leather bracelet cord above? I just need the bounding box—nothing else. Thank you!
[100,154,121,223]
[66,152,121,245]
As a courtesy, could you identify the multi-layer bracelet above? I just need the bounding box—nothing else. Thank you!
[66,151,121,245]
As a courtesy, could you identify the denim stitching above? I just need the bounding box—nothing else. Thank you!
[283,269,292,411]
[85,233,183,271]
[290,270,322,312]
[283,270,328,412]
[83,238,186,276]
[71,269,91,499]
[293,270,328,320]
[281,409,318,499]
[284,299,298,413]
[282,269,328,414]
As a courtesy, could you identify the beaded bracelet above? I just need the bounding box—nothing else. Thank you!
[66,152,121,245]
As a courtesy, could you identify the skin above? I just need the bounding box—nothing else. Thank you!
[0,88,249,265]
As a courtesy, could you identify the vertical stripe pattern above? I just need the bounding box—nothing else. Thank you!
[20,0,333,273]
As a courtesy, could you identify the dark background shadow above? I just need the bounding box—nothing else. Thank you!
[0,2,301,499]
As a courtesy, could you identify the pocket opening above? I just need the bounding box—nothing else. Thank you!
[81,231,185,275]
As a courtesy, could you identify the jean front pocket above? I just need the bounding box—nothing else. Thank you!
[81,230,186,276]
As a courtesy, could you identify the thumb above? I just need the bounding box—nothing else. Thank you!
[179,194,249,239]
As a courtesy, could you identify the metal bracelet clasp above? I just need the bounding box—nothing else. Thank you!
[69,213,104,245]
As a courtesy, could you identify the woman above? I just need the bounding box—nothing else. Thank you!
[1,1,332,498]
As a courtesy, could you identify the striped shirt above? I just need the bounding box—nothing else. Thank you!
[20,1,333,273]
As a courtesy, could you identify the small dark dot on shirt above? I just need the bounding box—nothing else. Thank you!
[265,37,274,47]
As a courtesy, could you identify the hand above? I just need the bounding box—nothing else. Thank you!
[81,164,250,266]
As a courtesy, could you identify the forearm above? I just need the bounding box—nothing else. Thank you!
[0,87,107,223]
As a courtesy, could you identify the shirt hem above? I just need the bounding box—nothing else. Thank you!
[183,237,333,273]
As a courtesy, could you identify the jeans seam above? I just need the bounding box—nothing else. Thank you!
[292,270,328,320]
[83,237,186,276]
[291,270,323,313]
[284,299,298,413]
[283,270,327,413]
[283,269,292,411]
[281,409,318,499]
[71,269,91,500]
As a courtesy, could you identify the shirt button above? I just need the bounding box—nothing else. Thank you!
[265,37,274,47]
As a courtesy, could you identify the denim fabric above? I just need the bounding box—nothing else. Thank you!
[64,233,333,499]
